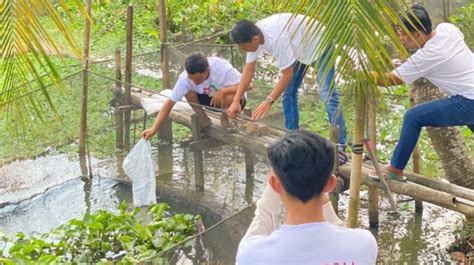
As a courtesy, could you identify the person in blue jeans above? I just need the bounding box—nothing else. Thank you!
[371,4,474,180]
[225,14,348,163]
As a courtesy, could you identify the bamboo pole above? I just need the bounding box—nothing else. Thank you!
[410,91,423,212]
[347,88,367,228]
[158,0,171,89]
[79,0,92,177]
[329,126,340,213]
[114,48,124,151]
[338,166,474,216]
[124,4,133,151]
[367,89,379,227]
[405,172,474,202]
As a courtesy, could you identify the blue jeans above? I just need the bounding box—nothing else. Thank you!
[282,50,347,144]
[391,95,474,170]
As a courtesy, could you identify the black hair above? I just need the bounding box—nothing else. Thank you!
[267,130,335,203]
[230,19,262,44]
[401,4,432,34]
[184,53,209,74]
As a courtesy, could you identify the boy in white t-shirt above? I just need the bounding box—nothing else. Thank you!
[370,4,474,181]
[236,130,378,265]
[142,53,249,139]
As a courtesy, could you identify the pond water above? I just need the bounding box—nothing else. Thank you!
[0,142,461,264]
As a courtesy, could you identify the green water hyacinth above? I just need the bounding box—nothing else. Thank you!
[0,201,200,264]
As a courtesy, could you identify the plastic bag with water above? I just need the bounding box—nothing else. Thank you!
[123,139,157,206]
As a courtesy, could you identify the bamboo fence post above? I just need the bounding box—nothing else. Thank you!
[124,4,133,152]
[114,48,124,151]
[347,89,367,228]
[329,126,340,213]
[191,115,205,191]
[367,89,379,227]
[79,0,92,177]
[158,0,171,89]
[410,91,423,213]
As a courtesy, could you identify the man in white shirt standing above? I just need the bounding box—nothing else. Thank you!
[142,53,249,139]
[236,130,378,265]
[371,4,474,181]
[226,14,349,164]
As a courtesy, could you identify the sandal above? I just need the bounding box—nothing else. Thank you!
[369,169,408,182]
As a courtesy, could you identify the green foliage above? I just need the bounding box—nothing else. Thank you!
[449,3,474,49]
[165,0,281,43]
[0,0,84,122]
[0,202,199,263]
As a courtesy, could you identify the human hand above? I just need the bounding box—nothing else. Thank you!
[141,128,157,140]
[210,90,226,108]
[226,101,241,118]
[251,101,272,121]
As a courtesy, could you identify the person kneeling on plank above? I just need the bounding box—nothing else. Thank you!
[142,53,250,140]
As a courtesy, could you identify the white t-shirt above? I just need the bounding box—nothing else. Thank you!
[236,185,378,265]
[392,23,474,99]
[169,57,241,102]
[237,223,378,265]
[246,13,322,69]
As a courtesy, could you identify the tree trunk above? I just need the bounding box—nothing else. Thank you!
[411,78,474,188]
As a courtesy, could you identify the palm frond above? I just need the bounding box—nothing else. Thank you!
[0,0,84,123]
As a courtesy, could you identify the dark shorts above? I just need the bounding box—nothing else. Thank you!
[197,93,246,110]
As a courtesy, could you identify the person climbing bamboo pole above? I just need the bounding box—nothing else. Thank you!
[370,4,474,181]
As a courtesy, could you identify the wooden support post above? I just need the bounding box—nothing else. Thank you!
[244,148,255,180]
[79,0,92,177]
[367,89,379,227]
[158,0,171,89]
[191,114,205,191]
[329,125,340,213]
[409,92,424,213]
[157,142,173,181]
[244,148,255,204]
[158,118,173,143]
[347,91,367,228]
[114,48,124,151]
[124,4,133,151]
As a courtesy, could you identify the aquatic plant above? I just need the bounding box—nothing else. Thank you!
[0,201,199,264]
